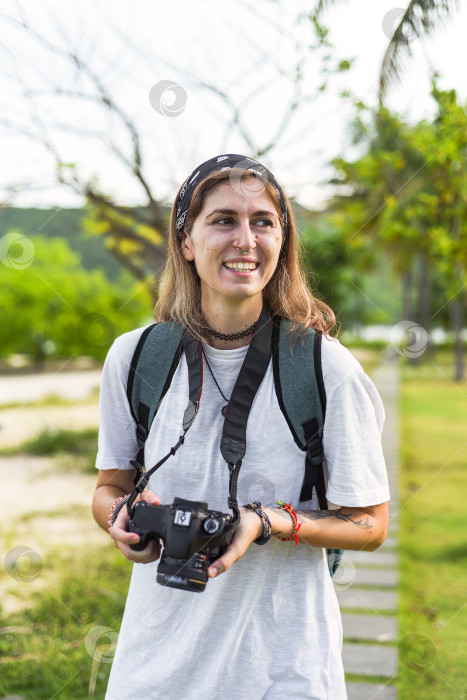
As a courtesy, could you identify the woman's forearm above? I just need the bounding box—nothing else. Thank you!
[263,503,388,551]
[92,485,128,532]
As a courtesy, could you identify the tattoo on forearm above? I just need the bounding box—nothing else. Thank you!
[265,507,293,537]
[296,510,373,530]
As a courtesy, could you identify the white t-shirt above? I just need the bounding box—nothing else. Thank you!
[96,325,390,700]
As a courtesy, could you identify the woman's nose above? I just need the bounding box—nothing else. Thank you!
[234,218,256,250]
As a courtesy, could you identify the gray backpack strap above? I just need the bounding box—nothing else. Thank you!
[127,322,184,471]
[271,317,325,477]
[272,317,343,577]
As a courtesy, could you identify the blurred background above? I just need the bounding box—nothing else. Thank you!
[0,1,466,698]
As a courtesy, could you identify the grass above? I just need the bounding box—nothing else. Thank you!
[398,353,467,699]
[0,546,130,700]
[0,427,99,473]
[0,388,100,410]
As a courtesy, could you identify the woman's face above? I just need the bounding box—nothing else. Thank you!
[181,180,283,307]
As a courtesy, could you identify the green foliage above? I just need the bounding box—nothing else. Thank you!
[299,211,401,329]
[325,80,467,330]
[0,208,122,280]
[398,356,467,697]
[0,234,152,362]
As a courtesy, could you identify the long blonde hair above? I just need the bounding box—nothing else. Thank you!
[154,169,337,342]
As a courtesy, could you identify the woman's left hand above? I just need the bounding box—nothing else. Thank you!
[207,507,264,578]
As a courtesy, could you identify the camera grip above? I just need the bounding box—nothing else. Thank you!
[129,533,149,551]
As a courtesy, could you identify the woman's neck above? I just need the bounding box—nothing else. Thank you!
[200,299,262,350]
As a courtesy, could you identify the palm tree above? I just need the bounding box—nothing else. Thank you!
[316,0,460,101]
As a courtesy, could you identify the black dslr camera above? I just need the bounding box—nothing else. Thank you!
[129,497,237,592]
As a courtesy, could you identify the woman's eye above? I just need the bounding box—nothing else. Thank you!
[212,217,274,228]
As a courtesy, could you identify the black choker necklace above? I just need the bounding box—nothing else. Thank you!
[203,319,258,342]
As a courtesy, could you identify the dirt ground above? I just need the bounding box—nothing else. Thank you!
[0,370,107,616]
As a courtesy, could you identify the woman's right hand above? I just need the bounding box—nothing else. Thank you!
[109,490,162,564]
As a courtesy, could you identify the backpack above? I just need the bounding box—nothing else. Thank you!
[126,316,343,578]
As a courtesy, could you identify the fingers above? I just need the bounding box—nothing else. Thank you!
[137,491,161,506]
[208,536,247,578]
[115,537,162,564]
[208,508,264,578]
[110,490,162,563]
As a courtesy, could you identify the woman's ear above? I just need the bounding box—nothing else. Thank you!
[181,229,195,261]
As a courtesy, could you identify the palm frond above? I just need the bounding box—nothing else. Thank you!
[314,0,347,18]
[379,0,460,101]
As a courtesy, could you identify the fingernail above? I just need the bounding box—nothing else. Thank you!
[209,567,218,578]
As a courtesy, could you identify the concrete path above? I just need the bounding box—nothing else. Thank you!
[343,358,399,699]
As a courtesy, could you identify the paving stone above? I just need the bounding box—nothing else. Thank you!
[348,567,398,587]
[381,536,397,548]
[345,550,398,566]
[346,682,397,699]
[337,588,397,612]
[342,613,397,642]
[343,642,398,677]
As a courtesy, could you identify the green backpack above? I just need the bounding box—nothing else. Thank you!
[126,316,343,577]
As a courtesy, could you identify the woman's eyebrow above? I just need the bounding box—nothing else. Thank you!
[204,208,277,220]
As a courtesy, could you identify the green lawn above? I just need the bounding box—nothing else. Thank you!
[0,546,130,699]
[398,352,467,699]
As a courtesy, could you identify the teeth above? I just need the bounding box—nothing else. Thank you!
[225,262,258,271]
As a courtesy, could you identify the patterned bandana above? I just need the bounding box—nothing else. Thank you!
[175,154,288,240]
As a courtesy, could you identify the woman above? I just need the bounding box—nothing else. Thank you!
[92,154,390,699]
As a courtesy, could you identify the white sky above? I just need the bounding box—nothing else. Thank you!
[0,0,465,211]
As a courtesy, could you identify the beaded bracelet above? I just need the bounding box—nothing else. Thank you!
[274,499,301,546]
[243,501,272,545]
[107,494,131,532]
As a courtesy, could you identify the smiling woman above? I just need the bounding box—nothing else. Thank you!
[155,156,336,349]
[92,154,390,700]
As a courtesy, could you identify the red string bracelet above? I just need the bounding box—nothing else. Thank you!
[274,499,301,545]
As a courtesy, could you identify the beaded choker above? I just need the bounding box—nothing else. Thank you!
[203,319,258,342]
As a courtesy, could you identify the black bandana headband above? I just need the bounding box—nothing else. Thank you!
[175,154,288,241]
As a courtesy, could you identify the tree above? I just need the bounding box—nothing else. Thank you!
[0,233,151,365]
[316,0,460,101]
[0,2,349,282]
[323,80,467,378]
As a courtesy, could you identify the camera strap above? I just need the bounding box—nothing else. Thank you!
[184,302,274,521]
[125,303,274,521]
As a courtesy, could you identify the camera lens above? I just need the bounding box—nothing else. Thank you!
[203,517,220,535]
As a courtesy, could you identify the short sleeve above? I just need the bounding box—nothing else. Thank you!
[321,340,390,507]
[95,327,148,470]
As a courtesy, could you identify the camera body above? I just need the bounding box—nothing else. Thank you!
[129,497,237,592]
